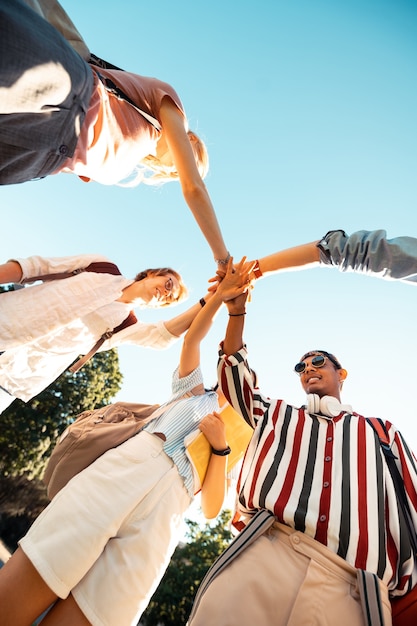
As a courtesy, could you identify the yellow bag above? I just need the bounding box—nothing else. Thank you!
[185,404,253,493]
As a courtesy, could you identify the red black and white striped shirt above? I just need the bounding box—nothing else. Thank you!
[218,345,417,594]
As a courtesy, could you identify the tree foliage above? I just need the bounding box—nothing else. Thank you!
[0,350,123,479]
[0,348,123,551]
[140,510,233,626]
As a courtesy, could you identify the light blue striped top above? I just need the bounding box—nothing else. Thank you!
[143,365,219,496]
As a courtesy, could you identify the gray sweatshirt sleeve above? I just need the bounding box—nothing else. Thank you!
[317,229,417,284]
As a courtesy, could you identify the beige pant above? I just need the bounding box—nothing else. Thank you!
[188,521,392,626]
[20,432,191,626]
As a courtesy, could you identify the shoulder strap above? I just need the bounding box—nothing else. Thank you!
[367,417,417,553]
[21,261,122,284]
[94,70,162,132]
[69,310,138,374]
[88,55,162,132]
[19,259,137,372]
[89,53,124,72]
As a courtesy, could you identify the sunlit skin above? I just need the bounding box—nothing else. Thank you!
[297,354,347,400]
[118,273,180,307]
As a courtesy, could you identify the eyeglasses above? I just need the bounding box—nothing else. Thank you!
[294,354,327,375]
[162,277,177,302]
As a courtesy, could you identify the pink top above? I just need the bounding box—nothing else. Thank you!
[59,67,185,185]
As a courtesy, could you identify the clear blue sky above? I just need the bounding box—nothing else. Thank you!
[2,0,417,454]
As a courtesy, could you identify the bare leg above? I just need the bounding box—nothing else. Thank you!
[39,593,91,626]
[0,546,57,626]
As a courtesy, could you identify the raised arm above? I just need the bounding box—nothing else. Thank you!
[246,229,417,285]
[180,259,253,518]
[159,98,229,267]
[253,241,320,278]
[179,257,252,380]
[162,293,213,339]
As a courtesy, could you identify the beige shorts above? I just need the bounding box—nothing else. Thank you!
[20,431,191,626]
[188,520,392,626]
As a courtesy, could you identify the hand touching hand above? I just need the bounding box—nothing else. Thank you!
[216,256,255,302]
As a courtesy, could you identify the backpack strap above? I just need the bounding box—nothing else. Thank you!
[21,261,122,284]
[69,310,138,374]
[367,417,417,553]
[19,260,137,373]
[89,53,124,72]
[94,70,162,132]
[89,55,161,130]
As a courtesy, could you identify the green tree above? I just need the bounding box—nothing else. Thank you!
[0,349,123,551]
[0,350,122,479]
[140,510,233,626]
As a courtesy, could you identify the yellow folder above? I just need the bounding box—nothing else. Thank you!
[185,404,253,493]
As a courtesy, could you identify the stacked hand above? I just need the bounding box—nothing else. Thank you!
[209,256,255,303]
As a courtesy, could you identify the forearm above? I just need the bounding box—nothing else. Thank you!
[163,296,209,337]
[182,184,229,263]
[222,295,247,355]
[253,241,320,278]
[181,292,222,346]
[200,455,227,519]
[0,261,22,284]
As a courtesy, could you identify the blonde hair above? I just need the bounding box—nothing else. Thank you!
[128,130,209,186]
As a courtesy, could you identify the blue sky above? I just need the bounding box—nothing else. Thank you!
[2,0,417,458]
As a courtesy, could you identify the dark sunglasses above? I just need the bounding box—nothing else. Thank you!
[294,354,327,375]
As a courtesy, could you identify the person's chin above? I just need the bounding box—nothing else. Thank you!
[305,383,324,395]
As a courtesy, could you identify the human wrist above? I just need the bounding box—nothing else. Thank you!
[227,304,246,316]
[214,251,231,266]
[211,445,231,456]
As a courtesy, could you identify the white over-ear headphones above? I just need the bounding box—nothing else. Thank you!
[306,394,353,417]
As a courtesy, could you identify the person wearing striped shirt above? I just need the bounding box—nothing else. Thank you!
[188,270,417,626]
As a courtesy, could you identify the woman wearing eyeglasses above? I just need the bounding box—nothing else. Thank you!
[0,258,253,626]
[0,0,230,269]
[0,252,211,415]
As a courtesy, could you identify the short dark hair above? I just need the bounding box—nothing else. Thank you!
[299,350,342,370]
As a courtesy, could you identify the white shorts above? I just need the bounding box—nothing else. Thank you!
[20,431,192,626]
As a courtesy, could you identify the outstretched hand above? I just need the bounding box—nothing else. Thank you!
[214,256,255,302]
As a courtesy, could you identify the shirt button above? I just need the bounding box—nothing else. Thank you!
[325,456,331,462]
[327,437,333,442]
[323,481,330,488]
[293,535,300,544]
[319,515,327,522]
[59,144,69,155]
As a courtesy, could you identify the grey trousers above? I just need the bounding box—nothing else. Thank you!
[0,0,94,183]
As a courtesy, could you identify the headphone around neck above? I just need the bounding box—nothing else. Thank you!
[306,394,353,418]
